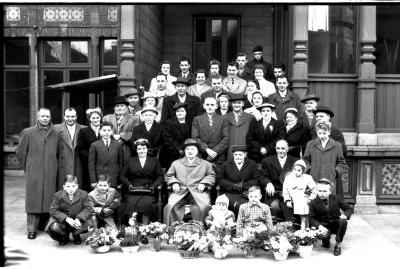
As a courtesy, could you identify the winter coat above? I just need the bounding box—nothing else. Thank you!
[16,123,59,213]
[131,122,163,158]
[267,91,302,121]
[161,93,201,125]
[309,195,353,228]
[283,121,311,158]
[226,111,255,160]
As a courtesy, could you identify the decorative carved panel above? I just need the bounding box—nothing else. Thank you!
[382,163,400,195]
[6,7,20,21]
[43,7,84,22]
[108,7,118,22]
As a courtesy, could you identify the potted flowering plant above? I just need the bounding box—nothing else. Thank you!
[139,222,169,251]
[117,225,142,253]
[267,222,295,261]
[293,227,323,258]
[85,227,116,253]
[202,225,234,259]
[232,223,269,258]
[172,221,205,258]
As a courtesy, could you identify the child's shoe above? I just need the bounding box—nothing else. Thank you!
[59,236,70,246]
[73,234,82,245]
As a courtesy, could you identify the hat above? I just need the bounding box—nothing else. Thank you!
[172,102,188,111]
[252,45,263,52]
[182,138,199,150]
[215,194,229,205]
[257,103,275,111]
[293,159,306,170]
[284,107,298,115]
[217,92,230,100]
[142,91,158,100]
[172,76,191,86]
[111,96,129,107]
[313,106,334,118]
[133,138,149,147]
[140,106,158,115]
[317,178,332,185]
[301,93,320,103]
[123,87,140,97]
[232,145,247,153]
[229,93,245,102]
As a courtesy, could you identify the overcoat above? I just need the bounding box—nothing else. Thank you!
[76,126,101,191]
[303,138,346,196]
[161,93,201,124]
[246,117,285,162]
[268,91,302,121]
[54,123,85,190]
[283,121,311,158]
[192,113,229,163]
[131,122,163,157]
[311,125,347,158]
[163,157,215,225]
[88,139,124,188]
[16,123,59,213]
[226,111,254,160]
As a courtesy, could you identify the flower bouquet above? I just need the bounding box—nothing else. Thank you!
[86,227,116,253]
[267,222,296,261]
[139,222,169,251]
[232,223,269,258]
[203,225,234,259]
[293,227,323,258]
[117,225,141,253]
[172,221,205,258]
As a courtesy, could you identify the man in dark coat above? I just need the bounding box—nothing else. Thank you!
[54,107,85,191]
[299,93,319,130]
[175,56,196,85]
[260,139,298,222]
[16,108,59,239]
[161,76,201,125]
[246,45,274,82]
[192,96,229,164]
[200,74,228,106]
[236,52,253,81]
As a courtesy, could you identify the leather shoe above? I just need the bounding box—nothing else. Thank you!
[73,234,82,245]
[333,245,341,256]
[322,240,331,248]
[27,232,37,239]
[59,236,70,246]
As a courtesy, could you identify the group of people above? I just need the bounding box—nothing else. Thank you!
[16,44,353,256]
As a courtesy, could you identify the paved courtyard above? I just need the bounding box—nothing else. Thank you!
[3,175,400,268]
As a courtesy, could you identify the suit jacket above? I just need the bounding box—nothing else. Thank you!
[54,123,85,190]
[188,83,211,98]
[120,156,163,188]
[192,113,229,162]
[176,71,196,85]
[131,122,163,157]
[311,125,347,158]
[226,111,255,160]
[76,126,101,191]
[299,112,316,131]
[309,195,353,228]
[222,76,247,94]
[246,118,285,162]
[200,89,228,107]
[237,66,253,81]
[260,154,298,192]
[283,121,311,158]
[218,158,260,193]
[161,93,201,125]
[246,58,274,82]
[268,91,302,121]
[88,139,124,187]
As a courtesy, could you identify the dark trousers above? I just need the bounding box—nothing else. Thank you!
[27,213,49,233]
[323,219,348,243]
[47,222,85,242]
[171,193,201,222]
[267,197,294,222]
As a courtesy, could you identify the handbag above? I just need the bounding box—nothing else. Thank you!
[128,185,153,194]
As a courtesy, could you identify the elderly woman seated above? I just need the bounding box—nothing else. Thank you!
[163,138,216,225]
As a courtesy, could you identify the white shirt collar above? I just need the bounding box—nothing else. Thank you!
[321,138,329,148]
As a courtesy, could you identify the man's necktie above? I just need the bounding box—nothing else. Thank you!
[322,199,328,208]
[231,78,235,85]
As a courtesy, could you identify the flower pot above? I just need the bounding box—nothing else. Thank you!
[243,247,257,258]
[121,245,140,253]
[273,251,289,261]
[93,245,111,253]
[298,245,313,258]
[213,248,229,259]
[148,237,162,252]
[177,248,201,259]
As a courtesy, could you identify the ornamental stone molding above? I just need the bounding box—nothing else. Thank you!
[6,7,20,21]
[108,7,118,22]
[43,7,84,22]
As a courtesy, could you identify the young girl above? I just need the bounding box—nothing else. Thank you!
[283,159,317,230]
[205,194,235,230]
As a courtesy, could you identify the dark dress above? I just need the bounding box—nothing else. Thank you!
[131,122,163,158]
[283,121,311,158]
[76,126,101,191]
[160,118,191,169]
[120,156,163,221]
[246,117,285,162]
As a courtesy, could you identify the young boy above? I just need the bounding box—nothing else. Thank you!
[88,122,124,189]
[88,174,120,229]
[46,175,93,246]
[236,186,273,236]
[205,194,235,230]
[309,178,353,256]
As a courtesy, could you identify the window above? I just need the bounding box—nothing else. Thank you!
[375,6,400,74]
[4,38,30,143]
[308,6,357,74]
[194,17,240,74]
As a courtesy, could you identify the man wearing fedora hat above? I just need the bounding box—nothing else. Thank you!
[103,96,140,161]
[161,76,201,125]
[246,45,274,82]
[124,87,143,116]
[299,93,320,130]
[163,138,215,225]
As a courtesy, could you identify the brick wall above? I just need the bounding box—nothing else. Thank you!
[135,5,164,89]
[163,4,274,74]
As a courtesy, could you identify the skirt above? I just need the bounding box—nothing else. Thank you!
[121,194,157,220]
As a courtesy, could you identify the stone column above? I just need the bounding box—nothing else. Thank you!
[118,5,137,96]
[291,5,308,98]
[354,6,378,214]
[90,36,99,108]
[29,31,38,125]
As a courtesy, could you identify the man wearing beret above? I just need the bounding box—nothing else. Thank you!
[246,45,275,82]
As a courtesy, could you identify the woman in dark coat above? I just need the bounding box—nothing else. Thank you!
[131,106,163,158]
[160,103,191,169]
[76,108,102,191]
[246,103,284,163]
[120,139,163,224]
[283,108,311,158]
